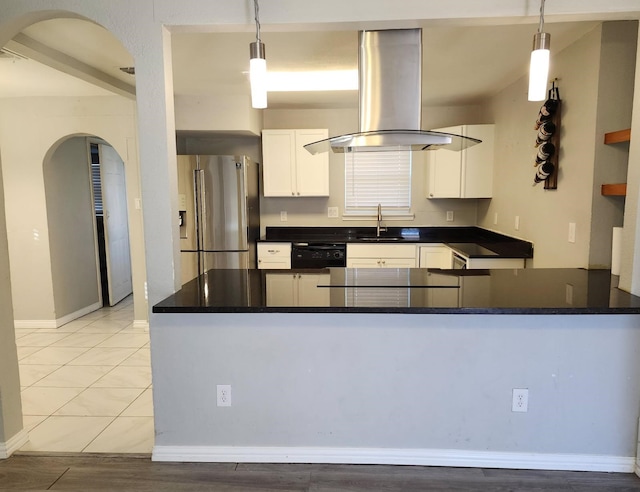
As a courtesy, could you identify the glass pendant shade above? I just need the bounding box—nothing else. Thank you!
[528,32,550,101]
[250,41,267,109]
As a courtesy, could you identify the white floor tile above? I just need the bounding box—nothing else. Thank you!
[58,317,98,331]
[51,332,114,348]
[21,386,84,416]
[14,329,35,339]
[83,416,154,453]
[33,365,113,388]
[92,366,151,389]
[54,388,144,417]
[85,319,133,332]
[120,348,151,367]
[66,347,137,366]
[18,364,61,387]
[121,389,154,417]
[19,346,90,365]
[22,415,47,432]
[16,332,73,347]
[97,333,149,349]
[17,346,44,360]
[20,416,114,452]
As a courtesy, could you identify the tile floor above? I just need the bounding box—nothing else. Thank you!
[14,296,154,453]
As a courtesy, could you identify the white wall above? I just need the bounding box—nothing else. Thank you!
[478,26,603,268]
[0,157,22,451]
[0,96,147,323]
[589,21,638,268]
[44,137,100,319]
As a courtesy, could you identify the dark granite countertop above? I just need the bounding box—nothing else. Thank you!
[153,268,640,315]
[262,226,533,259]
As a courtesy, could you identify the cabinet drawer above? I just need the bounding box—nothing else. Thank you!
[347,243,417,259]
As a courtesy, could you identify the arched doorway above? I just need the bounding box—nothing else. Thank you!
[0,14,150,456]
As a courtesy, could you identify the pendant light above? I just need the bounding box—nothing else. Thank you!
[528,0,550,101]
[249,0,267,109]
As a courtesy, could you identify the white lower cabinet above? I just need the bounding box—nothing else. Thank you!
[346,244,418,268]
[418,244,453,269]
[266,273,330,306]
[257,242,291,269]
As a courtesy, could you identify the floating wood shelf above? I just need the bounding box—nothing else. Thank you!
[601,183,627,196]
[604,128,631,144]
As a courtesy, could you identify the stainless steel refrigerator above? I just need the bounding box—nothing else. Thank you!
[177,155,260,285]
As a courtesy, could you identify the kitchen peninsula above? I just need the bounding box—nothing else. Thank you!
[151,268,640,472]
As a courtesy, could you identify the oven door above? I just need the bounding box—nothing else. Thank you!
[452,252,468,269]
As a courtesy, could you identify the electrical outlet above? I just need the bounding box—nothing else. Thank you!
[446,211,454,222]
[512,388,528,412]
[327,206,339,218]
[217,384,232,407]
[568,222,576,243]
[280,211,287,222]
[514,216,520,231]
[493,212,498,225]
[565,283,574,305]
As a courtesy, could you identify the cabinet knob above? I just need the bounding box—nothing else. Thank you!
[297,192,300,196]
[429,193,434,197]
[292,192,295,196]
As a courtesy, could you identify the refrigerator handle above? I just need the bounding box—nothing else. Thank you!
[195,169,206,253]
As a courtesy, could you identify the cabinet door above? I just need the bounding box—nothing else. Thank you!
[461,124,494,198]
[266,274,296,306]
[257,242,291,269]
[380,257,417,268]
[346,258,382,268]
[297,273,330,306]
[426,125,463,198]
[295,129,329,196]
[419,245,453,268]
[262,130,296,196]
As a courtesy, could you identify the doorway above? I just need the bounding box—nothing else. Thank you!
[89,140,133,307]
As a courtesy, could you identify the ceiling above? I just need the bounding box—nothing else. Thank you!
[0,17,600,108]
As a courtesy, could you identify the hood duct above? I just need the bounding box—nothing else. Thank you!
[304,28,481,154]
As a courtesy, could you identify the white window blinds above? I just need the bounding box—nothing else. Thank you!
[344,150,412,215]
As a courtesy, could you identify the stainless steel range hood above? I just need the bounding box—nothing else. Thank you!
[304,28,481,154]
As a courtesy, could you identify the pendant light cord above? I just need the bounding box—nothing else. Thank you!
[253,0,262,44]
[537,0,546,34]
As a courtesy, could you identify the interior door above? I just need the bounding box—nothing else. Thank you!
[99,144,133,306]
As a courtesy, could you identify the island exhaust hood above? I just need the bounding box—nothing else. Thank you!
[304,28,481,154]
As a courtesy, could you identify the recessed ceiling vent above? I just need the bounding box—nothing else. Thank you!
[304,28,481,154]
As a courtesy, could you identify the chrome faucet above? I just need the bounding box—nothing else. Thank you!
[376,203,386,237]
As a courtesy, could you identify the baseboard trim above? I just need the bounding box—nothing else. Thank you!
[151,446,635,472]
[55,302,102,328]
[133,320,149,331]
[0,430,28,459]
[14,302,102,330]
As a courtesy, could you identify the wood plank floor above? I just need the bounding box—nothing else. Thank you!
[2,453,640,491]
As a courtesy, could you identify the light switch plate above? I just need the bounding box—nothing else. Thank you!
[446,211,454,222]
[568,222,576,243]
[328,206,339,218]
[515,216,520,231]
[280,211,288,222]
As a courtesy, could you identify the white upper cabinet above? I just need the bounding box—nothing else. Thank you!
[427,124,495,199]
[262,129,329,197]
